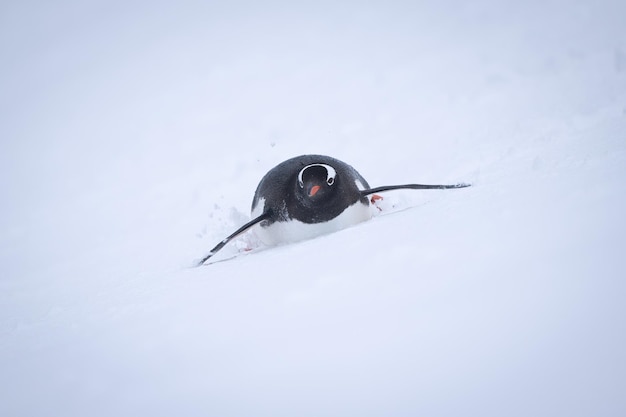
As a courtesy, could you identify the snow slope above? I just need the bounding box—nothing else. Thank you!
[1,1,625,416]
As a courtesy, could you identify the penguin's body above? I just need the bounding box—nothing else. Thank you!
[252,202,372,246]
[250,155,373,245]
[196,154,470,266]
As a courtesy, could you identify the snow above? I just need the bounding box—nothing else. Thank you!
[1,0,626,416]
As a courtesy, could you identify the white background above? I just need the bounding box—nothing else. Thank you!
[1,1,625,415]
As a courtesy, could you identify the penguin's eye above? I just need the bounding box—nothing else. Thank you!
[327,177,335,186]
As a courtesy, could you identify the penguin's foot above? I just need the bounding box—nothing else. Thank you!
[370,194,384,212]
[370,194,383,204]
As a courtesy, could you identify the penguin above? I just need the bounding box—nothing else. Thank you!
[196,154,469,266]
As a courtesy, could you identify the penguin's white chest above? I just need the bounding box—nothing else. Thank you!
[251,200,373,246]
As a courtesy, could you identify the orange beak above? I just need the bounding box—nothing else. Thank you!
[309,185,321,197]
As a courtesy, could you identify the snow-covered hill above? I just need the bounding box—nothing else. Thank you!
[1,1,625,416]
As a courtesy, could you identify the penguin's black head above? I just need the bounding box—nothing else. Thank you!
[251,155,370,225]
[296,163,337,204]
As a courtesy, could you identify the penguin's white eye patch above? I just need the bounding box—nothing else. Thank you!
[298,163,337,188]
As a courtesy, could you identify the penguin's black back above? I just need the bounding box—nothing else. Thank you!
[251,154,371,225]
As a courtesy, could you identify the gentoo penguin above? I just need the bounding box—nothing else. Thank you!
[196,154,469,266]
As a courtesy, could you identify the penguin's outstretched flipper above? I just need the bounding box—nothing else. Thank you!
[196,210,271,266]
[360,182,471,197]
